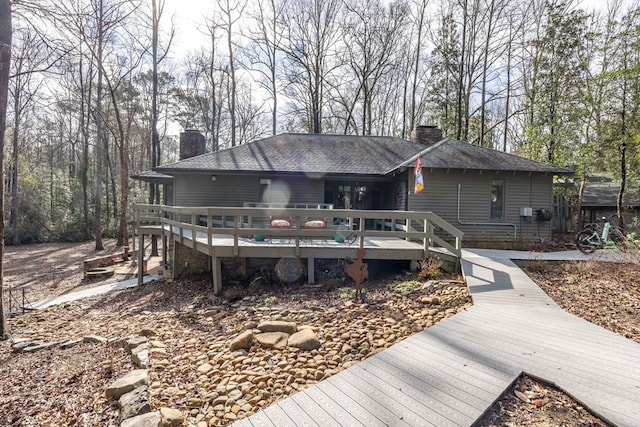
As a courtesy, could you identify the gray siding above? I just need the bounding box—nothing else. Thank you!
[173,173,324,207]
[277,176,324,205]
[171,169,554,242]
[174,174,257,207]
[409,170,553,241]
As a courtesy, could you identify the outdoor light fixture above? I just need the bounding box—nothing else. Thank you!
[211,175,217,182]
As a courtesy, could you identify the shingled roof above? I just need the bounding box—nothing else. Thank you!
[582,176,640,208]
[403,139,572,174]
[155,133,425,175]
[153,133,572,176]
[131,169,173,182]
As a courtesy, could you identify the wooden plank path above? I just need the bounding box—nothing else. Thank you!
[234,248,640,426]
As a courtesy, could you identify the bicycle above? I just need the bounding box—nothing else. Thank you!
[575,217,636,254]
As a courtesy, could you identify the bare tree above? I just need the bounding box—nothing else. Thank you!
[244,0,286,135]
[0,0,12,339]
[427,8,461,136]
[175,19,226,151]
[148,0,174,255]
[409,0,429,134]
[478,0,506,147]
[280,0,343,133]
[235,81,268,143]
[218,0,246,146]
[340,0,408,135]
[8,27,48,245]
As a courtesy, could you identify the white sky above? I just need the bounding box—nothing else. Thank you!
[161,0,623,54]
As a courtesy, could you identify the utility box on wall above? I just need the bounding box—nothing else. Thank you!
[520,207,533,217]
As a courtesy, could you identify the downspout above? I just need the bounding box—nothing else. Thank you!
[457,184,517,241]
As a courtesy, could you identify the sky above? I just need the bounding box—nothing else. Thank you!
[161,0,622,54]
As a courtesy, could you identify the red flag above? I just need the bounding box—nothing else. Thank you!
[414,157,424,194]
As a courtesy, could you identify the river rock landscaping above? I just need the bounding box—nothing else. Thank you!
[2,241,638,426]
[1,269,471,426]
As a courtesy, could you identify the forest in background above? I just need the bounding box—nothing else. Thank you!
[0,0,639,249]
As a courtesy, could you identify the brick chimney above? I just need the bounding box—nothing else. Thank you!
[179,130,206,160]
[410,125,443,147]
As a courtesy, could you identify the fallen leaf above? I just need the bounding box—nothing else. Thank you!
[514,389,530,403]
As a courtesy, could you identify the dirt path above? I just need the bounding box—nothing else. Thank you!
[3,239,132,306]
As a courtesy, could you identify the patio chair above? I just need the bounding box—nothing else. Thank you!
[269,216,293,242]
[302,217,328,242]
[303,216,328,229]
[269,216,293,228]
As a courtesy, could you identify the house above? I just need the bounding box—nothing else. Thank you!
[580,175,640,229]
[140,126,571,243]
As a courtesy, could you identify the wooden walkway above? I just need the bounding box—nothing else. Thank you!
[234,249,640,427]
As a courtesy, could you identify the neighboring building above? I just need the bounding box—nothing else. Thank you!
[138,127,572,243]
[580,175,640,229]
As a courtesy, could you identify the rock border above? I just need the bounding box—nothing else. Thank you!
[105,333,185,427]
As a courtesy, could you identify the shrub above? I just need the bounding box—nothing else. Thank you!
[417,257,443,280]
[336,286,356,300]
[262,296,278,306]
[223,284,247,301]
[388,280,423,292]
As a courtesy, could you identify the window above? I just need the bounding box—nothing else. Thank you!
[490,179,505,221]
[259,178,272,203]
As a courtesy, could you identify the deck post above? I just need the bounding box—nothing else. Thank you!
[212,256,222,295]
[240,257,247,278]
[172,237,178,278]
[162,234,167,269]
[307,257,315,284]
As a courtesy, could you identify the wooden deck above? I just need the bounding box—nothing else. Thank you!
[134,205,464,291]
[232,249,640,427]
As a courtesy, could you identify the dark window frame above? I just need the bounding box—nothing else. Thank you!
[490,179,505,221]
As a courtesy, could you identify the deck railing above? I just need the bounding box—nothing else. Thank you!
[134,204,463,259]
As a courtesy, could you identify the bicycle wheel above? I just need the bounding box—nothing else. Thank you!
[575,229,601,254]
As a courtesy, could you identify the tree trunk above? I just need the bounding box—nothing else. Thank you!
[227,17,237,146]
[503,25,512,152]
[617,140,626,229]
[94,0,105,251]
[410,0,427,133]
[0,0,12,339]
[10,92,19,245]
[456,0,468,140]
[479,0,496,147]
[574,176,585,230]
[80,57,91,240]
[150,0,161,256]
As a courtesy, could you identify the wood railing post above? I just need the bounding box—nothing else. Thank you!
[207,209,213,256]
[191,214,197,252]
[423,218,429,257]
[233,216,239,256]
